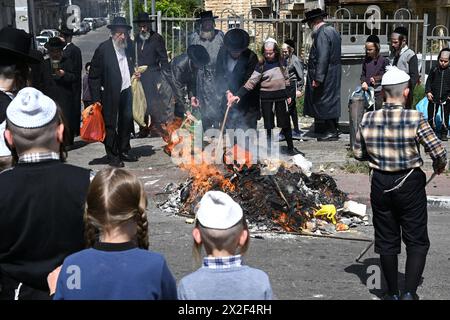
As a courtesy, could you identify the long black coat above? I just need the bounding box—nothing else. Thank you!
[63,42,82,135]
[135,32,172,123]
[304,24,342,120]
[89,38,134,131]
[215,47,259,129]
[170,53,197,105]
[43,56,76,138]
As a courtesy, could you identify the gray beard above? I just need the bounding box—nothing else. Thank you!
[200,30,215,41]
[113,38,127,50]
[140,32,150,41]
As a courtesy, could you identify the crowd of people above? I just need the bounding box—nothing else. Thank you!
[0,7,448,300]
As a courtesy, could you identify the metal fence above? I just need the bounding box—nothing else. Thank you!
[147,8,448,82]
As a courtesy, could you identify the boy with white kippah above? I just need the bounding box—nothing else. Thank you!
[177,191,273,300]
[0,87,91,300]
[353,67,447,300]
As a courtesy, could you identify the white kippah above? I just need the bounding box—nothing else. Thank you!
[381,66,410,86]
[264,37,277,49]
[196,191,243,230]
[6,87,57,128]
[0,121,11,157]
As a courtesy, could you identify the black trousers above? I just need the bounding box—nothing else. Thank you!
[104,87,133,157]
[371,168,430,256]
[427,101,450,131]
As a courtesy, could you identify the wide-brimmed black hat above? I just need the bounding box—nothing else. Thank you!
[133,12,154,23]
[107,16,132,30]
[224,28,249,53]
[393,26,408,37]
[366,35,380,44]
[0,27,40,64]
[283,39,296,48]
[187,45,210,67]
[301,8,328,23]
[44,37,66,50]
[196,10,218,22]
[58,25,75,36]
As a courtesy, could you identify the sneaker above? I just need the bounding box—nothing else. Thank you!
[400,292,419,300]
[382,292,400,300]
[292,130,302,140]
[441,130,448,141]
[286,147,305,157]
[278,132,286,141]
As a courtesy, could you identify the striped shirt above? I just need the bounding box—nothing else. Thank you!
[353,104,447,172]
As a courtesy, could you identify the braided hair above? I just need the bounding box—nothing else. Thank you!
[84,168,149,249]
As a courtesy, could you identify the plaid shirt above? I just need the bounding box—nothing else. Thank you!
[202,254,242,269]
[18,152,60,164]
[354,104,447,172]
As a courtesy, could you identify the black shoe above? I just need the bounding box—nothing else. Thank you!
[109,157,124,168]
[400,292,419,300]
[317,132,339,142]
[120,152,138,162]
[286,147,305,157]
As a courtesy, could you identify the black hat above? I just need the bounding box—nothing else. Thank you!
[0,27,40,64]
[196,11,218,22]
[187,45,210,67]
[283,39,296,48]
[224,28,249,53]
[301,8,328,23]
[58,25,75,36]
[133,12,154,23]
[107,16,132,30]
[44,37,66,50]
[366,35,380,44]
[393,26,408,37]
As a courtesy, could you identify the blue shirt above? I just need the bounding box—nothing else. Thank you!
[54,242,177,300]
[177,255,273,300]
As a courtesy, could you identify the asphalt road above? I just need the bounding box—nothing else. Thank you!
[69,29,450,300]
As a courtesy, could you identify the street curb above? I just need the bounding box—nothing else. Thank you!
[346,196,450,210]
[427,196,450,209]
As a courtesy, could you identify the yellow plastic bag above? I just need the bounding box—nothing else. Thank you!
[314,204,337,225]
[131,65,148,127]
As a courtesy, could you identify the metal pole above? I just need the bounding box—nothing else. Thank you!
[129,0,134,35]
[421,13,428,86]
[151,0,155,30]
[27,0,36,36]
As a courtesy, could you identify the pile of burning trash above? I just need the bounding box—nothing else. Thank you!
[158,153,369,234]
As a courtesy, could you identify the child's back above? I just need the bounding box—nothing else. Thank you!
[178,258,272,300]
[55,243,176,300]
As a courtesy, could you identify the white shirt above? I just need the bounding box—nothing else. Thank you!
[113,45,131,92]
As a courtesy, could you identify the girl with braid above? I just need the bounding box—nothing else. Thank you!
[48,168,177,300]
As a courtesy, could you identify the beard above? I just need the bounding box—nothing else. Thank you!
[200,30,215,41]
[140,32,150,41]
[112,38,127,50]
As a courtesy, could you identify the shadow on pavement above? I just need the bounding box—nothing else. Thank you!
[130,145,155,158]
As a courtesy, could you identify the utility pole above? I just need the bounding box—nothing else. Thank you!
[151,0,155,30]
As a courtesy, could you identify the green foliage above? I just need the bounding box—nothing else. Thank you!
[341,160,371,174]
[296,95,304,116]
[123,0,144,24]
[156,0,199,16]
[413,85,426,109]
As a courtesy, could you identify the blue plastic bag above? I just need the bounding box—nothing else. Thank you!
[415,97,450,129]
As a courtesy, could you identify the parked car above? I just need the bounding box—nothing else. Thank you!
[39,29,60,38]
[35,35,50,54]
[82,18,96,30]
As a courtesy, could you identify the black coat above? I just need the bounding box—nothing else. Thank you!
[44,56,76,137]
[63,42,83,135]
[89,38,134,130]
[0,91,12,124]
[304,24,342,120]
[215,47,260,129]
[170,53,197,105]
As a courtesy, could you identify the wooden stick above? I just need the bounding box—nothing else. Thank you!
[215,104,231,162]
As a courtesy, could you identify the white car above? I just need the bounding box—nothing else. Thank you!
[35,35,50,54]
[40,29,60,38]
